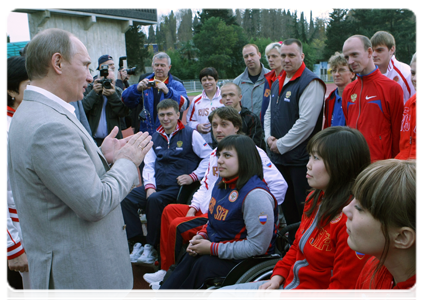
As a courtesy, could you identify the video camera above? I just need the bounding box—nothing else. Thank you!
[97,65,113,89]
[119,56,137,75]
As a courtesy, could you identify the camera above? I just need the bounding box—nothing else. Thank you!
[147,81,156,88]
[119,56,136,76]
[138,108,150,122]
[98,65,113,89]
[126,67,137,75]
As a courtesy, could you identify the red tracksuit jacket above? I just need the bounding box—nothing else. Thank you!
[271,191,369,289]
[395,94,416,160]
[355,257,416,289]
[342,68,404,162]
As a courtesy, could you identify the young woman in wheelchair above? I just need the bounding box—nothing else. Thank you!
[343,159,416,289]
[223,126,371,289]
[159,134,278,289]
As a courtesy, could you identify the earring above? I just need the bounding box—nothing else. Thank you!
[12,97,15,101]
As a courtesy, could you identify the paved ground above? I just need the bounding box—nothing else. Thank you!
[125,82,337,289]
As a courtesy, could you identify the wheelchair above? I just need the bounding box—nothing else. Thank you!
[202,221,301,289]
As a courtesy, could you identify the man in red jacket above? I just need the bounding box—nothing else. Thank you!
[342,35,403,162]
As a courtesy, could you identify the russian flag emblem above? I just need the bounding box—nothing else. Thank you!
[266,162,272,168]
[259,214,268,225]
[203,142,208,147]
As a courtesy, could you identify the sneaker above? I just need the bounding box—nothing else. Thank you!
[130,243,144,263]
[137,244,158,264]
[149,281,161,290]
[143,269,166,284]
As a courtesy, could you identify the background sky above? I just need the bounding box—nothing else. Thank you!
[6,7,333,42]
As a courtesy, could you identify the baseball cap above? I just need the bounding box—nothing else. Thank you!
[97,55,113,70]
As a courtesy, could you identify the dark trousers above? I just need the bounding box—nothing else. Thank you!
[160,253,239,289]
[275,164,310,227]
[120,185,180,248]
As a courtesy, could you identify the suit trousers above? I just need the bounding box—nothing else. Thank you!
[121,185,180,248]
[160,253,239,289]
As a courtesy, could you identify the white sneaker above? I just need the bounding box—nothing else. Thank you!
[149,281,161,290]
[130,243,144,263]
[143,269,166,284]
[137,244,158,264]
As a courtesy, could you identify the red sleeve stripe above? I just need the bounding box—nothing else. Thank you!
[179,96,186,110]
[144,184,156,190]
[9,208,17,214]
[393,65,412,94]
[8,248,25,260]
[189,97,202,121]
[6,241,22,252]
[189,173,198,182]
[210,242,219,256]
[5,227,17,247]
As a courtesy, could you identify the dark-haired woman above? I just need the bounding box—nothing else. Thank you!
[223,126,371,290]
[186,67,224,144]
[160,135,278,289]
[7,56,30,288]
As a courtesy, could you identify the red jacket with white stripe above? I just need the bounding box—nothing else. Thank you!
[342,67,404,162]
[395,94,416,160]
[383,55,415,104]
[7,107,25,260]
[271,191,370,289]
[186,88,224,144]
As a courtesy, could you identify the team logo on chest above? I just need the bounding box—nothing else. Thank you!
[177,141,183,147]
[228,190,238,202]
[284,91,292,102]
[351,94,357,102]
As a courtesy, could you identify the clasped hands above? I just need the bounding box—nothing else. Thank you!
[101,126,153,167]
[137,78,169,94]
[186,235,211,256]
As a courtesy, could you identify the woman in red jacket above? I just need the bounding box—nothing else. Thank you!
[223,126,371,290]
[343,159,416,289]
[396,53,416,160]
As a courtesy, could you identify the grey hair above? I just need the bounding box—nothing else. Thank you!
[265,42,282,63]
[152,52,171,66]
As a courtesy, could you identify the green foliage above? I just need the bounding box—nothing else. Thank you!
[324,9,416,64]
[193,17,246,78]
[124,25,149,74]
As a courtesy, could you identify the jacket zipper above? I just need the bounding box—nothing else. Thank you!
[356,78,363,129]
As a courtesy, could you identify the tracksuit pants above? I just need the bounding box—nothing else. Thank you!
[121,185,180,248]
[160,253,240,289]
[160,204,208,270]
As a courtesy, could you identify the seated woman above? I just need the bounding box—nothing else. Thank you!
[343,159,416,289]
[160,134,278,289]
[186,67,224,144]
[223,126,371,289]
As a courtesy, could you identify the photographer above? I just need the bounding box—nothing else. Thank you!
[116,68,130,91]
[82,54,130,146]
[122,52,188,135]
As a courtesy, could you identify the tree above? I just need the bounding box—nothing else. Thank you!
[124,25,149,74]
[147,25,156,44]
[193,17,247,78]
[194,9,237,34]
[323,9,351,60]
[177,9,193,43]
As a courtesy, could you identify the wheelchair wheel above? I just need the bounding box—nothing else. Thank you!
[234,258,279,284]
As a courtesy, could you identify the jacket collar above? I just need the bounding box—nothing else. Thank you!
[240,63,269,83]
[356,66,381,81]
[156,119,185,141]
[7,106,16,117]
[221,176,239,189]
[278,62,306,95]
